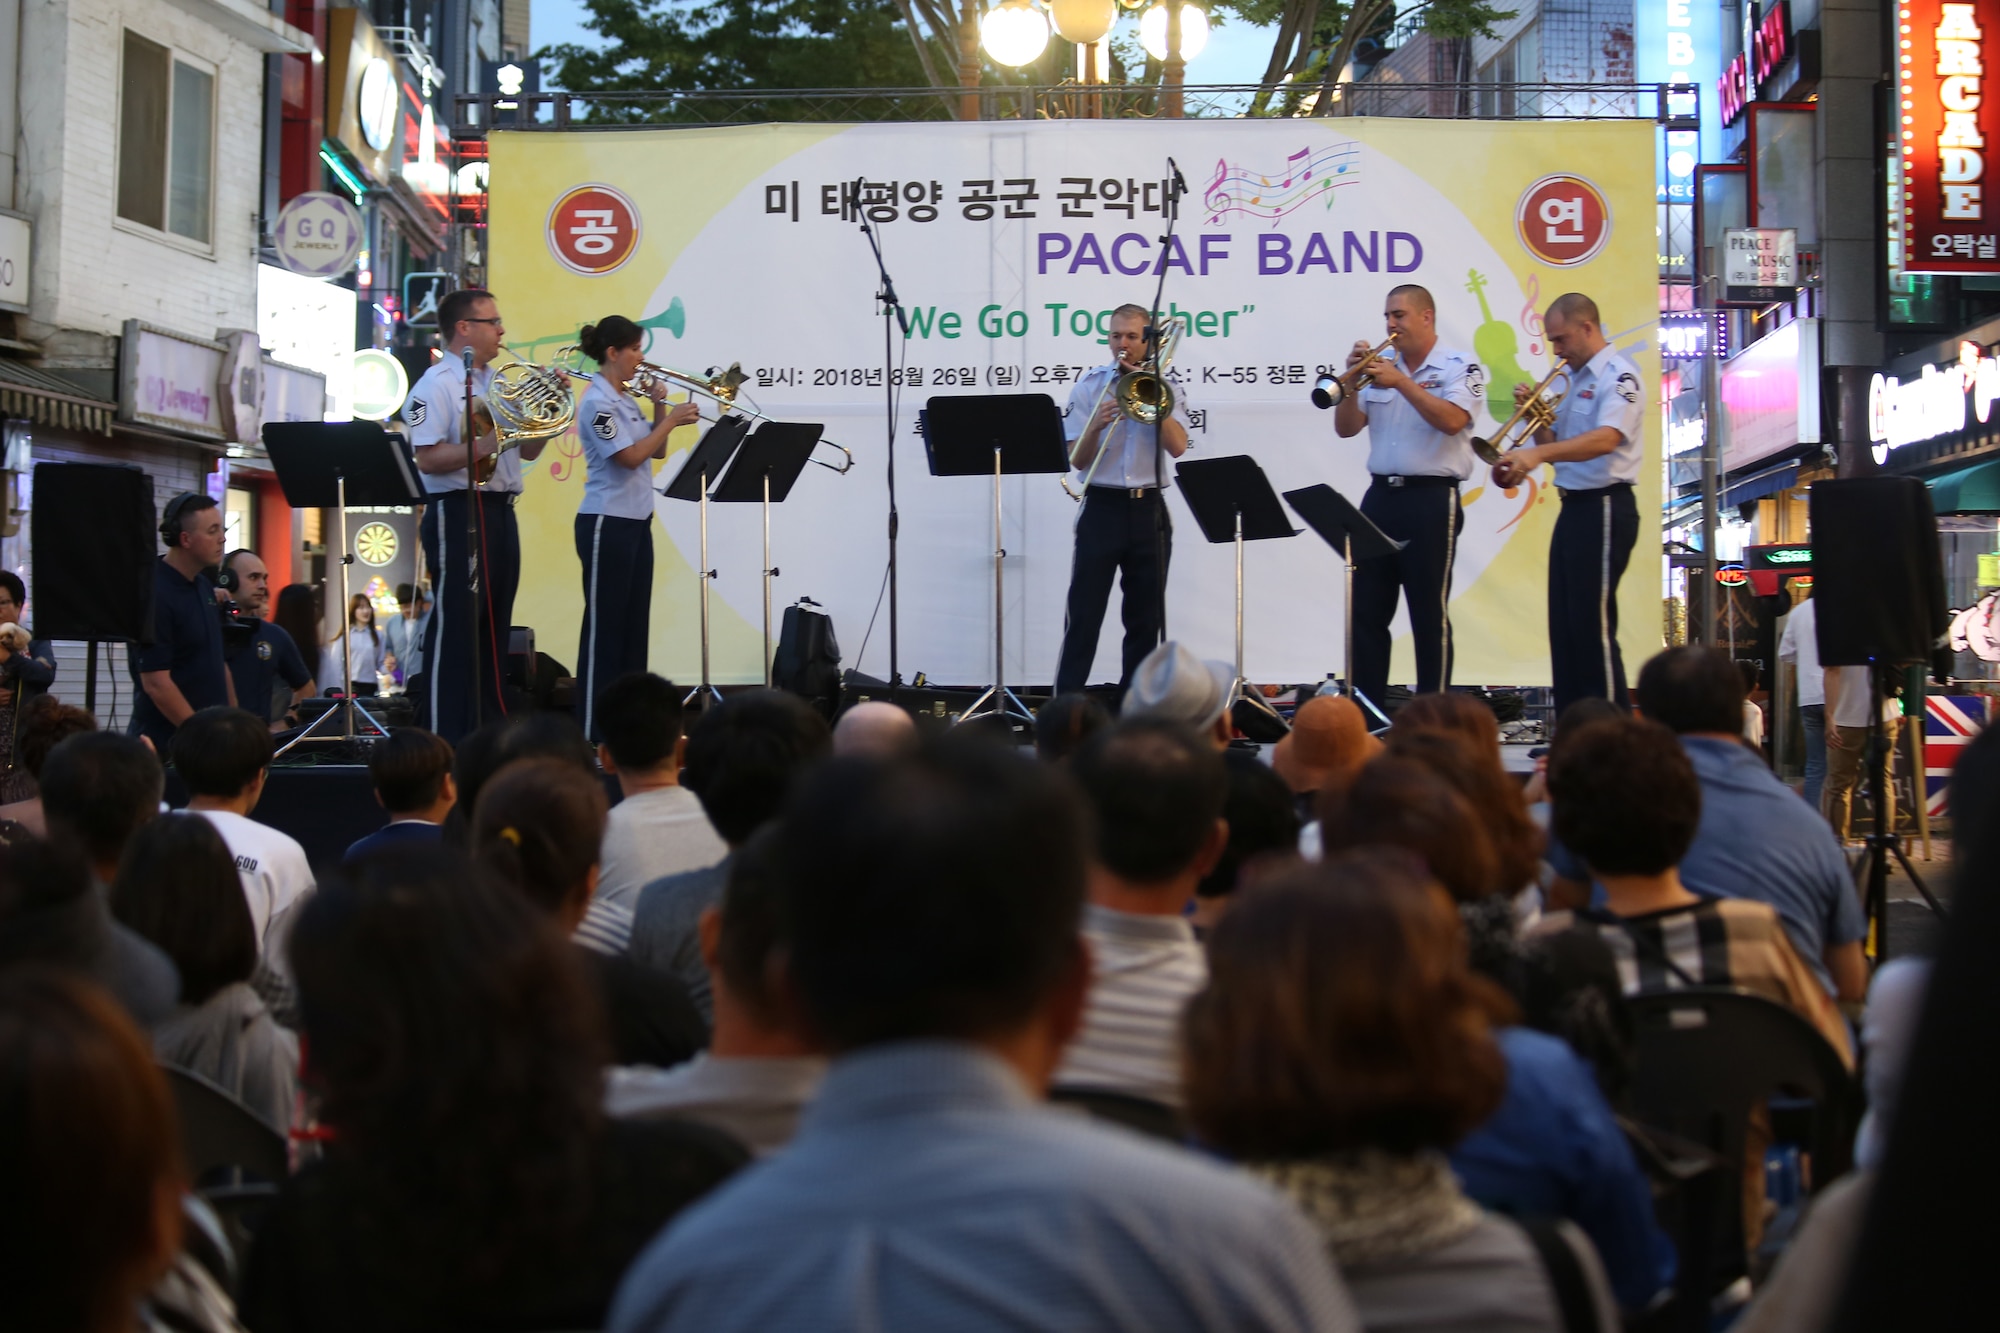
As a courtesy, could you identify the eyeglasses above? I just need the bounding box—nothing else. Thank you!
[463,317,504,325]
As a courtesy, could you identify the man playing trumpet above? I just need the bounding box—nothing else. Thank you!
[1488,292,1644,713]
[1332,283,1483,707]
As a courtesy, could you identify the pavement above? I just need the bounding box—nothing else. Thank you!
[1868,835,1951,963]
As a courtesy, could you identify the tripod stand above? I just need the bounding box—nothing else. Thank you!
[1852,661,1945,959]
[1282,483,1405,731]
[662,416,752,708]
[711,421,824,688]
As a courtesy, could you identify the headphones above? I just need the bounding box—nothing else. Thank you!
[159,492,212,550]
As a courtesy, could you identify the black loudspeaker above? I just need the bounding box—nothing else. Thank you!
[1808,477,1948,668]
[31,463,158,642]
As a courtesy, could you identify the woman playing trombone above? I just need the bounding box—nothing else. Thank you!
[574,315,700,741]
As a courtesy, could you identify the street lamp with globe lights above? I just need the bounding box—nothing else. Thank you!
[981,0,1051,67]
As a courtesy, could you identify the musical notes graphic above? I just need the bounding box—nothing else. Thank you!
[1203,143,1362,226]
[1520,273,1544,357]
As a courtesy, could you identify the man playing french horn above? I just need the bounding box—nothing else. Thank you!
[404,289,549,743]
[1331,284,1483,708]
[1054,303,1192,696]
[1488,292,1644,715]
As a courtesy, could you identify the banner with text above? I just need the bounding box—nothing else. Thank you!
[489,120,1660,688]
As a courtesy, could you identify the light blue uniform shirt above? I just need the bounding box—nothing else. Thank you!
[1352,343,1481,479]
[1065,361,1193,491]
[577,374,661,520]
[610,1040,1361,1333]
[403,355,521,495]
[1548,344,1645,490]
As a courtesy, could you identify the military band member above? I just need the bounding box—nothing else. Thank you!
[404,289,547,743]
[1490,292,1645,714]
[573,315,700,740]
[1332,284,1481,707]
[1055,304,1193,696]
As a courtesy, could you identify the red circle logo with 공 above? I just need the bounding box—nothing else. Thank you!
[547,184,642,276]
[1516,175,1612,268]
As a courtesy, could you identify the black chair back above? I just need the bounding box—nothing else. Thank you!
[1048,1087,1185,1144]
[163,1063,291,1185]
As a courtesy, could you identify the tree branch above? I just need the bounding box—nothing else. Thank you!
[891,0,947,86]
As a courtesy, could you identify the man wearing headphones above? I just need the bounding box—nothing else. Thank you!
[221,548,316,733]
[130,491,236,749]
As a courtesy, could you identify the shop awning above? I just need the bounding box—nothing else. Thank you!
[0,359,114,436]
[1723,462,1800,510]
[1925,456,2000,513]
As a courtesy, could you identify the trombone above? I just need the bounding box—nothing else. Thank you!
[1310,333,1398,409]
[556,349,856,475]
[1063,316,1187,502]
[1471,364,1571,466]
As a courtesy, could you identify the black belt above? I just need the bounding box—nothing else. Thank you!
[1556,481,1635,501]
[1086,484,1163,499]
[1370,474,1459,489]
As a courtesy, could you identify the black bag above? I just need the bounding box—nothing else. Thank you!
[774,598,841,718]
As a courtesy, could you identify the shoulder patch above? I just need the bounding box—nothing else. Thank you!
[1464,362,1487,397]
[593,410,618,441]
[1614,372,1640,404]
[406,399,426,426]
[256,638,273,661]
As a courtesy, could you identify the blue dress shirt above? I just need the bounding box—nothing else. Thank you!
[1548,344,1644,490]
[611,1040,1359,1333]
[1451,1027,1677,1312]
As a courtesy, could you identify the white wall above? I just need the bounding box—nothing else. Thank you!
[17,0,268,357]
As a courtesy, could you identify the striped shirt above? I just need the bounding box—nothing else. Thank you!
[1054,903,1207,1107]
[576,897,635,956]
[1536,897,1852,1066]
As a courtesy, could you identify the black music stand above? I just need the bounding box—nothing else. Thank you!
[1178,456,1297,735]
[262,421,425,754]
[663,416,753,706]
[712,420,824,686]
[1284,483,1406,731]
[922,394,1068,727]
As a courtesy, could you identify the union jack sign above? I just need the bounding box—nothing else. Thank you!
[1925,694,1991,816]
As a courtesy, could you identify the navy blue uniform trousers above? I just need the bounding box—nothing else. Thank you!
[419,491,520,744]
[1055,487,1171,695]
[575,512,654,741]
[1351,476,1462,705]
[1549,482,1639,716]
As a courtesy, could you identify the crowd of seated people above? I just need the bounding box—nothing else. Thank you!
[0,640,1968,1333]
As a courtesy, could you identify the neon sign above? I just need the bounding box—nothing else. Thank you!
[1720,0,1794,127]
[1869,338,2000,459]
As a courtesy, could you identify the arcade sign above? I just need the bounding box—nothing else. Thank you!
[1900,0,2000,273]
[1720,0,1793,127]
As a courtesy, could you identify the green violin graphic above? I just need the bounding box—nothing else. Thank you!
[1465,270,1531,421]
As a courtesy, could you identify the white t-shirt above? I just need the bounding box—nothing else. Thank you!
[596,786,729,913]
[1828,665,1874,729]
[1777,598,1824,708]
[191,809,317,968]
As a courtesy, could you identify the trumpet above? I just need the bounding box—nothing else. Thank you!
[1311,333,1397,409]
[1471,364,1571,466]
[1063,316,1186,501]
[468,350,580,484]
[557,350,856,475]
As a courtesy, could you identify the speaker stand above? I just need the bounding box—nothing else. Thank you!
[1853,661,1945,960]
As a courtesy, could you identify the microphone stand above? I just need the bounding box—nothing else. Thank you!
[1142,159,1189,651]
[856,183,911,697]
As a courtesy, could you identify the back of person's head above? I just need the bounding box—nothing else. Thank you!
[15,698,96,782]
[1737,659,1762,695]
[597,672,685,771]
[1122,641,1231,733]
[1392,691,1501,757]
[1034,692,1112,763]
[684,689,832,845]
[1068,717,1227,883]
[288,845,607,1284]
[169,707,273,797]
[1551,696,1625,753]
[713,825,788,1027]
[273,584,319,664]
[1550,717,1701,877]
[831,701,919,759]
[0,837,178,1027]
[369,727,455,816]
[1951,723,2000,889]
[455,712,596,820]
[0,968,182,1333]
[473,757,608,918]
[1634,645,1744,735]
[1320,754,1501,902]
[1270,694,1381,800]
[1198,751,1300,900]
[773,737,1089,1050]
[40,733,164,870]
[108,814,255,1006]
[1182,849,1511,1161]
[1386,728,1542,894]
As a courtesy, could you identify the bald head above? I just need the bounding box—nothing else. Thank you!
[833,702,919,759]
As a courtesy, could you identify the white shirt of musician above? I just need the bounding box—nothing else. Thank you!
[404,354,518,495]
[1063,361,1195,491]
[1351,344,1482,480]
[1548,344,1645,490]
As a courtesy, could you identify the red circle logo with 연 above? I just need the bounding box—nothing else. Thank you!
[1516,175,1612,268]
[547,184,642,276]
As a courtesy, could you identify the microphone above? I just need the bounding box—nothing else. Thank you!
[1167,157,1187,195]
[461,347,473,370]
